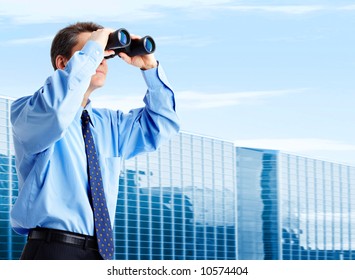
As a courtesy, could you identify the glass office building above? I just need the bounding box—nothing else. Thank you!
[0,96,25,260]
[237,147,355,260]
[115,133,237,259]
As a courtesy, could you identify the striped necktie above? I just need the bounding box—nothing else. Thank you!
[81,110,114,260]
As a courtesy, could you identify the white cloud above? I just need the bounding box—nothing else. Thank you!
[337,5,355,11]
[0,0,232,24]
[235,138,355,165]
[90,88,306,112]
[226,5,326,14]
[0,36,53,46]
[175,88,306,110]
[235,138,355,153]
[209,3,355,15]
[1,1,355,24]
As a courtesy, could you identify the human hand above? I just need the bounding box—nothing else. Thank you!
[118,34,158,70]
[89,28,116,58]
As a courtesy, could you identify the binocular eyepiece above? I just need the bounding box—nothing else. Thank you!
[105,28,156,59]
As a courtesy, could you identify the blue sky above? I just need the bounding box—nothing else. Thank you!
[1,0,355,165]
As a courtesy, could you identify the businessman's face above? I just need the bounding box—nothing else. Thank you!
[71,32,108,91]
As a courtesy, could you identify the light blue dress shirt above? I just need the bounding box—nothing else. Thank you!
[10,40,179,235]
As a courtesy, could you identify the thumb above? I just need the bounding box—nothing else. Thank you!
[118,52,131,64]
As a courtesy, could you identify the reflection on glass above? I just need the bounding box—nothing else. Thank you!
[237,147,355,260]
[115,133,237,260]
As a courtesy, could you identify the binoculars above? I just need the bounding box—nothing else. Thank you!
[105,28,156,59]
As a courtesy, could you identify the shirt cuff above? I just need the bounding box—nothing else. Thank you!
[79,40,104,66]
[141,62,173,91]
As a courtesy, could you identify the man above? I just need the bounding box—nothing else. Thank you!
[10,22,179,260]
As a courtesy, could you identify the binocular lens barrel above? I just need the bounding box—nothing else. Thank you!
[119,30,129,45]
[105,29,156,58]
[144,37,154,53]
[106,28,131,50]
[125,36,156,57]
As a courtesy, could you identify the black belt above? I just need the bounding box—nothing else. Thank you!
[28,228,98,250]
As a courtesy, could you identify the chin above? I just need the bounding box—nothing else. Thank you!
[90,79,106,89]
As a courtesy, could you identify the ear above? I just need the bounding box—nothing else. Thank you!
[55,55,69,70]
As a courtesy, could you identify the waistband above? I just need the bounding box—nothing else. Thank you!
[28,227,98,251]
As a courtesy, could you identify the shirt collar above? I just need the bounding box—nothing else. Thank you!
[79,99,96,127]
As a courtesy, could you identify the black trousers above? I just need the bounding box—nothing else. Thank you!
[20,228,103,260]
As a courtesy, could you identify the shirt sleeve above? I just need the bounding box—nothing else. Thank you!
[10,41,104,155]
[117,63,180,159]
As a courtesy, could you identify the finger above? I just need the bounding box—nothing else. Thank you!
[118,52,132,63]
[129,34,142,40]
[103,27,115,34]
[104,50,115,57]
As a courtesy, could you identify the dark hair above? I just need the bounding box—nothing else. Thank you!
[50,22,103,70]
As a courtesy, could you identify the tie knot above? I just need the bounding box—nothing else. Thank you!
[81,110,92,127]
[81,110,90,120]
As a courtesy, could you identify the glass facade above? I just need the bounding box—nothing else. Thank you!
[237,147,355,260]
[115,133,237,260]
[0,96,25,260]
